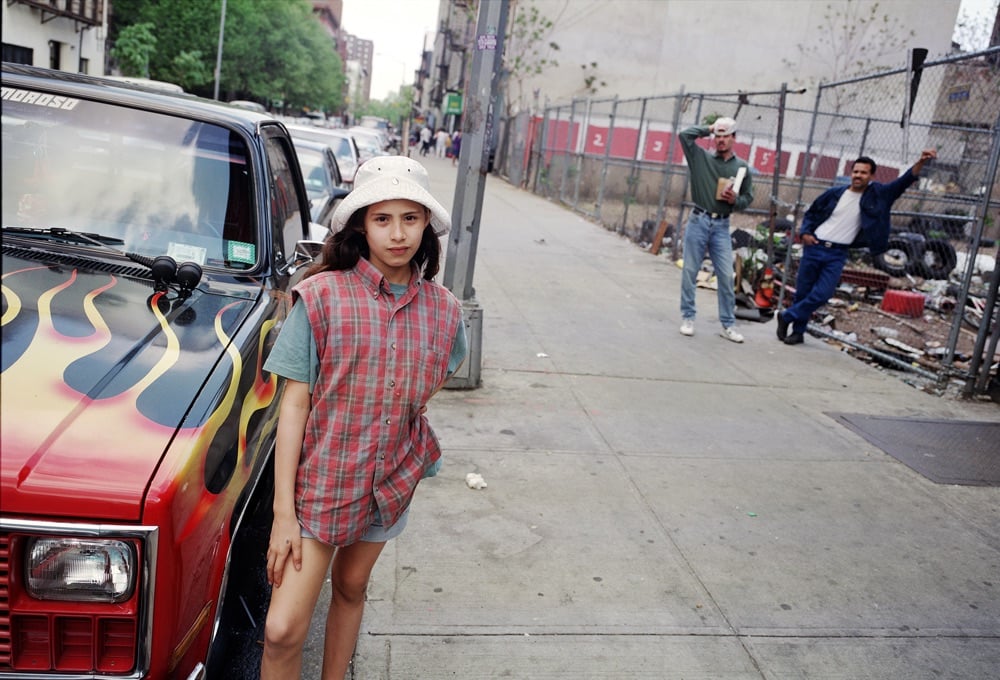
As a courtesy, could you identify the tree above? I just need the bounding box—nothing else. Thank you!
[580,62,606,97]
[110,22,157,78]
[783,1,917,160]
[108,0,344,112]
[503,0,561,115]
[952,2,999,52]
[360,86,417,130]
[163,50,212,92]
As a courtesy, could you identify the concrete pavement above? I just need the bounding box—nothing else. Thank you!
[308,154,1000,679]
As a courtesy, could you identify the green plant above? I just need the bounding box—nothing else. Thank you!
[110,22,157,78]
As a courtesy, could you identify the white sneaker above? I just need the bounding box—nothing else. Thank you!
[680,319,695,336]
[720,326,744,343]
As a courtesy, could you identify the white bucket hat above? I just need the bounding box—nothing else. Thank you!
[330,156,451,235]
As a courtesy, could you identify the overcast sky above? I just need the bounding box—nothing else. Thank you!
[342,0,998,102]
[341,0,439,100]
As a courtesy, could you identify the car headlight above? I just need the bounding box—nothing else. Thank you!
[26,538,136,603]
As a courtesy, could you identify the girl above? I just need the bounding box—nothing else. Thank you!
[260,156,467,679]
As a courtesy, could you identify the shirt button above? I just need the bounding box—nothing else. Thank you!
[389,380,396,387]
[391,342,397,350]
[385,417,391,425]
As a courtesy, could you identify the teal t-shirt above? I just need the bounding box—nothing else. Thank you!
[264,282,468,392]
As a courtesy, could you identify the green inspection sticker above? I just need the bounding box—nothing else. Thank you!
[227,241,256,265]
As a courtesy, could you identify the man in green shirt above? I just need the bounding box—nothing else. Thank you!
[678,116,753,343]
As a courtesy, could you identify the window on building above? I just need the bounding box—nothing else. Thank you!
[79,58,89,74]
[2,43,33,65]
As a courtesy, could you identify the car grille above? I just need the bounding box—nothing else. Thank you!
[0,533,10,668]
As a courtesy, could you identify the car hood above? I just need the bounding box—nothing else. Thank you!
[1,248,257,521]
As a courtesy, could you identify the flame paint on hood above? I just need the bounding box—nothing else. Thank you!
[1,250,277,521]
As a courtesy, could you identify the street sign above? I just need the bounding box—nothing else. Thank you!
[444,92,463,115]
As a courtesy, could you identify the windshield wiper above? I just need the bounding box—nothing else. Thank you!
[3,226,125,246]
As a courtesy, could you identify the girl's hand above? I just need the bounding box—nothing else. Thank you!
[266,513,303,587]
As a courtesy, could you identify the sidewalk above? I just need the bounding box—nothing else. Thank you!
[312,155,1000,679]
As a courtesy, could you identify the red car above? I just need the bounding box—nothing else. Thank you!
[1,64,321,678]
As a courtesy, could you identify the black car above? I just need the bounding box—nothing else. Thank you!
[1,63,321,679]
[292,137,350,230]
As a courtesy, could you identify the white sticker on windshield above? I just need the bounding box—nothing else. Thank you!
[167,242,207,265]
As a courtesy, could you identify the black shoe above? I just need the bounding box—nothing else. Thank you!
[784,332,804,345]
[776,311,789,341]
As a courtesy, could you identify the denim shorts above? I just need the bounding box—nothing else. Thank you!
[300,506,410,545]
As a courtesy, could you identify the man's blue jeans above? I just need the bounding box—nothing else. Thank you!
[783,244,849,334]
[680,212,736,327]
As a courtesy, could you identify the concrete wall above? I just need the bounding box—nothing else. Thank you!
[508,0,962,110]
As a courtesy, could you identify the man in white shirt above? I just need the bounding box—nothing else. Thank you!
[777,149,936,345]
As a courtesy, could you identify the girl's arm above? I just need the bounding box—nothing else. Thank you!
[266,379,311,587]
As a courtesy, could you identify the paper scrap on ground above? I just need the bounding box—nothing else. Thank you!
[465,473,487,490]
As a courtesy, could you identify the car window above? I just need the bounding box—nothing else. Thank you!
[1,90,257,270]
[263,131,307,262]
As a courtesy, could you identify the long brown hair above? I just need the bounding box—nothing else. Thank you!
[303,205,442,281]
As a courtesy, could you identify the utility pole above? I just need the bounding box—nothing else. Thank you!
[213,0,227,100]
[443,0,509,389]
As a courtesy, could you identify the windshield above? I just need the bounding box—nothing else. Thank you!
[295,146,331,197]
[327,136,356,176]
[2,88,258,270]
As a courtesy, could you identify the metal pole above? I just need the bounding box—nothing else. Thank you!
[213,0,227,101]
[766,83,788,265]
[961,107,1000,396]
[443,0,509,389]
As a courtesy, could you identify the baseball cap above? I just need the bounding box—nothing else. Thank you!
[712,117,737,137]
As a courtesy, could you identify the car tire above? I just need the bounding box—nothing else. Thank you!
[873,237,920,277]
[915,239,958,280]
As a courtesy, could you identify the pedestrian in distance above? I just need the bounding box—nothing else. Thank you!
[450,131,462,166]
[677,116,754,343]
[419,125,432,157]
[435,128,450,158]
[259,156,468,680]
[776,148,937,346]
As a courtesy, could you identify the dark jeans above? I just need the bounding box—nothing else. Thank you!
[783,244,849,334]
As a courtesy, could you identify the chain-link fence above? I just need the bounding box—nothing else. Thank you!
[494,47,1000,400]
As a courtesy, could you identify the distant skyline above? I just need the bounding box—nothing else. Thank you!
[341,0,438,100]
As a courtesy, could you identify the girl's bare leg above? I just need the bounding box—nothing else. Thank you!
[321,540,387,679]
[261,538,335,679]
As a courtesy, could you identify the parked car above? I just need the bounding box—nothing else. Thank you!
[285,123,361,186]
[292,137,350,230]
[359,115,400,151]
[348,126,391,163]
[1,63,324,679]
[104,75,186,94]
[349,125,391,152]
[228,99,267,114]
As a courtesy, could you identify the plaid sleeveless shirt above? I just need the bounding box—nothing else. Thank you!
[293,258,462,546]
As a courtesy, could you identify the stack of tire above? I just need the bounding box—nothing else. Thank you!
[872,232,958,280]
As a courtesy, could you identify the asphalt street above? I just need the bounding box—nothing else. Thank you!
[302,153,999,679]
